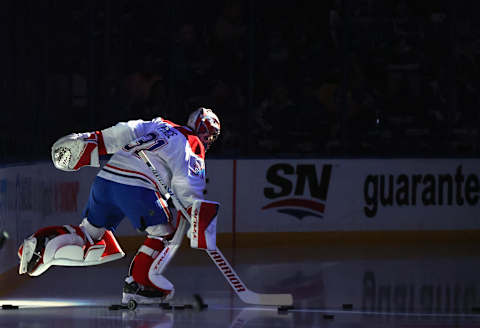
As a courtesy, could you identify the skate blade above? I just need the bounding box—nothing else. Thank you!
[122,292,173,305]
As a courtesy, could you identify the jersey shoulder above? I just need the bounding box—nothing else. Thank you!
[153,118,205,159]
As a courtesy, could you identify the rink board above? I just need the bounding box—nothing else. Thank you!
[1,158,479,274]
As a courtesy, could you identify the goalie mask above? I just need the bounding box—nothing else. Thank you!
[187,107,221,150]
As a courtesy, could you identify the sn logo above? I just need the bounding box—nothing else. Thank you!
[263,164,332,219]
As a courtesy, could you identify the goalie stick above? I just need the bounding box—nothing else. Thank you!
[137,150,293,306]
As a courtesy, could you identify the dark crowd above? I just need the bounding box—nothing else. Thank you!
[1,0,479,162]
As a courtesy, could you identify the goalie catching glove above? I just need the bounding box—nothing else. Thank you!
[52,131,107,171]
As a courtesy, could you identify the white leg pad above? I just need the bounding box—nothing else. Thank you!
[147,219,188,277]
[84,244,107,262]
[148,273,174,291]
[19,237,37,275]
[46,234,85,263]
[55,245,84,262]
[19,226,125,276]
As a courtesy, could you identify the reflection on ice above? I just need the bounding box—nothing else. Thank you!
[0,298,91,308]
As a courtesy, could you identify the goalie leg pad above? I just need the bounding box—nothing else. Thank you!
[128,219,188,294]
[82,230,124,264]
[18,226,84,276]
[18,225,125,276]
[129,236,174,294]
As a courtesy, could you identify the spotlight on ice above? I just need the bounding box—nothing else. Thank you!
[0,299,91,308]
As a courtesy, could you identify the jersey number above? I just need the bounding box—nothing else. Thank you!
[123,132,167,156]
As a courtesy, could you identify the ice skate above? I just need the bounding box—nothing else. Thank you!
[122,276,174,308]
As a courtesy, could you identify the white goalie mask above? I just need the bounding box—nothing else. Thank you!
[187,108,221,150]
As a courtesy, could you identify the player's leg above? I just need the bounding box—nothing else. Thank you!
[81,176,127,237]
[114,186,178,304]
[69,177,179,303]
[79,176,127,262]
[18,176,126,276]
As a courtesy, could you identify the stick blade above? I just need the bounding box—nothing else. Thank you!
[238,291,293,306]
[207,249,293,306]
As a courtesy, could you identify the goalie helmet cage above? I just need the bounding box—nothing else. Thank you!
[137,150,293,306]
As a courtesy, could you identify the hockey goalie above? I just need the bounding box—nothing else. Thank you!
[18,107,221,305]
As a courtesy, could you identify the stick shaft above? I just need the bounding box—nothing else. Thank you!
[138,150,191,221]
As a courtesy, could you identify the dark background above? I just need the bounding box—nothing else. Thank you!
[1,0,479,161]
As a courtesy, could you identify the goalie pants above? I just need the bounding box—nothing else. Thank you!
[83,176,172,232]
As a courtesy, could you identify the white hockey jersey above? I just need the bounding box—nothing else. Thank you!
[97,117,206,209]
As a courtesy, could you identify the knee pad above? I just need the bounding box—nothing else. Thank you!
[129,236,174,294]
[79,218,106,242]
[145,223,175,237]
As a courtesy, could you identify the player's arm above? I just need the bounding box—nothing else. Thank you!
[170,148,206,209]
[51,119,150,171]
[158,138,220,246]
[137,128,219,250]
[168,151,220,250]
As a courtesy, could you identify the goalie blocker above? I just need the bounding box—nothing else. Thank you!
[189,199,219,251]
